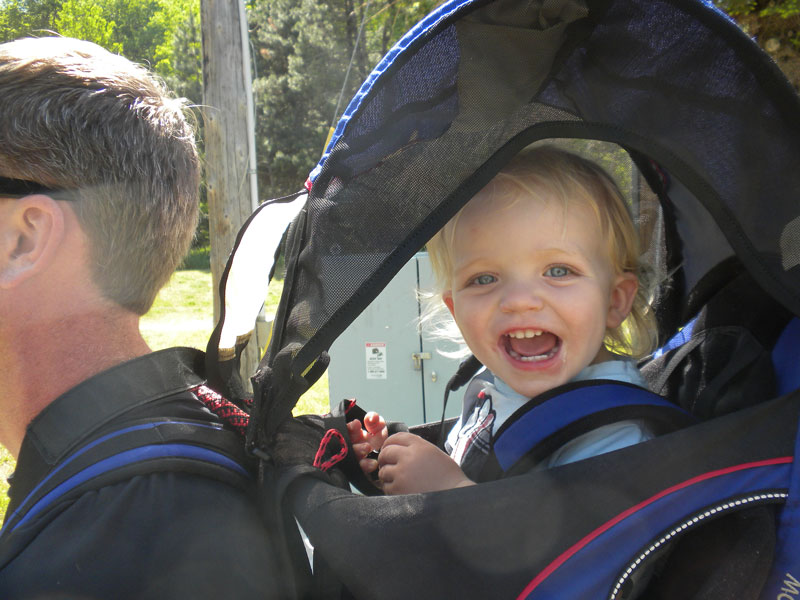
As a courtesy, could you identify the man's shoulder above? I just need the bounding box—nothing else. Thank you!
[0,471,280,599]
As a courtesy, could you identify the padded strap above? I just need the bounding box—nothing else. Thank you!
[0,419,250,540]
[485,381,692,479]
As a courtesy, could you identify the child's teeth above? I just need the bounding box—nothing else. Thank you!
[507,346,558,361]
[508,329,542,338]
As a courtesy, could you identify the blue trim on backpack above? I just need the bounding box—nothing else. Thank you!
[309,0,735,185]
[7,443,248,535]
[2,421,247,537]
[652,316,698,359]
[772,317,800,397]
[493,384,688,471]
[519,457,793,599]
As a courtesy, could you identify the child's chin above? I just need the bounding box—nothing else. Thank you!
[507,378,560,400]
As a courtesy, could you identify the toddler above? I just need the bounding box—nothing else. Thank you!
[348,145,657,494]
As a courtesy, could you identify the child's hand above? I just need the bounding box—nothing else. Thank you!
[346,412,388,477]
[377,433,474,495]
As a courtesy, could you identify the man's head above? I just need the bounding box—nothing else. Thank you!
[0,37,200,315]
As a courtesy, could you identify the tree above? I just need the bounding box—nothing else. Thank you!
[167,5,206,250]
[248,0,438,199]
[54,0,120,52]
[0,0,200,75]
[368,0,440,57]
[161,4,203,105]
[249,0,343,198]
[714,0,800,90]
[0,0,61,40]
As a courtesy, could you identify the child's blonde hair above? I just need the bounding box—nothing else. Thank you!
[425,144,657,359]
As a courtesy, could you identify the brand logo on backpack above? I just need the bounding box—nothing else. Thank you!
[778,573,800,600]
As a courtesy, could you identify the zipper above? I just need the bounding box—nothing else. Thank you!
[609,491,788,600]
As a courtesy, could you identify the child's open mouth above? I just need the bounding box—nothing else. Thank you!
[503,329,561,362]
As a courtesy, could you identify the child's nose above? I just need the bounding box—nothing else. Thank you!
[499,282,544,313]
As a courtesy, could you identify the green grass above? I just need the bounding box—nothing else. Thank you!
[179,245,211,270]
[141,268,329,413]
[0,268,329,524]
[0,450,13,521]
[140,269,216,351]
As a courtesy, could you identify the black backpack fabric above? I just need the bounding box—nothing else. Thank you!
[202,0,800,598]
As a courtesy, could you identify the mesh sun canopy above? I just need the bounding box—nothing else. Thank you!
[248,0,800,440]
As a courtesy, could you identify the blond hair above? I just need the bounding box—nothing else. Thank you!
[0,37,200,315]
[426,145,657,358]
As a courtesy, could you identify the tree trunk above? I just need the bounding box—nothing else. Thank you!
[201,0,260,392]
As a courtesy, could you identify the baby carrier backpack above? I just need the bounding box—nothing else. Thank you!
[203,0,800,597]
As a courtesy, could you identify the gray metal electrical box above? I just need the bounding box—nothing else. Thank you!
[328,252,464,426]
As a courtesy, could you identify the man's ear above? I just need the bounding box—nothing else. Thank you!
[0,195,66,288]
[606,272,638,329]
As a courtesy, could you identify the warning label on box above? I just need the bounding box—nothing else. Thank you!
[365,342,387,380]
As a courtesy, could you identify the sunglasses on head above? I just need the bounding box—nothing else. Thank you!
[0,176,66,198]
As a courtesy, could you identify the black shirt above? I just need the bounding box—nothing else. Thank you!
[0,348,282,599]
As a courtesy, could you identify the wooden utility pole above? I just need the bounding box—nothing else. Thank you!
[201,0,260,389]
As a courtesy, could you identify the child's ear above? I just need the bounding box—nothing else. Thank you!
[442,290,455,316]
[606,272,638,329]
[0,195,65,288]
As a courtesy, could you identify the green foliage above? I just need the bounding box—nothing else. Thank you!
[714,1,800,50]
[0,0,201,80]
[716,0,799,17]
[714,0,758,15]
[248,0,439,200]
[55,0,121,52]
[366,0,440,57]
[180,245,210,270]
[160,4,202,104]
[0,446,13,524]
[249,0,344,198]
[141,268,329,413]
[0,0,61,40]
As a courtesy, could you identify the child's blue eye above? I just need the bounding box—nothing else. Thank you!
[472,274,496,285]
[545,265,572,278]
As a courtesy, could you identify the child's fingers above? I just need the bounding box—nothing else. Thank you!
[366,431,387,453]
[346,419,366,444]
[363,412,388,452]
[363,412,386,435]
[377,463,394,487]
[351,442,373,461]
[376,437,405,467]
[359,456,379,474]
[380,431,415,449]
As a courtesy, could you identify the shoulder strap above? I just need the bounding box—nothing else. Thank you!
[0,419,250,543]
[479,381,693,480]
